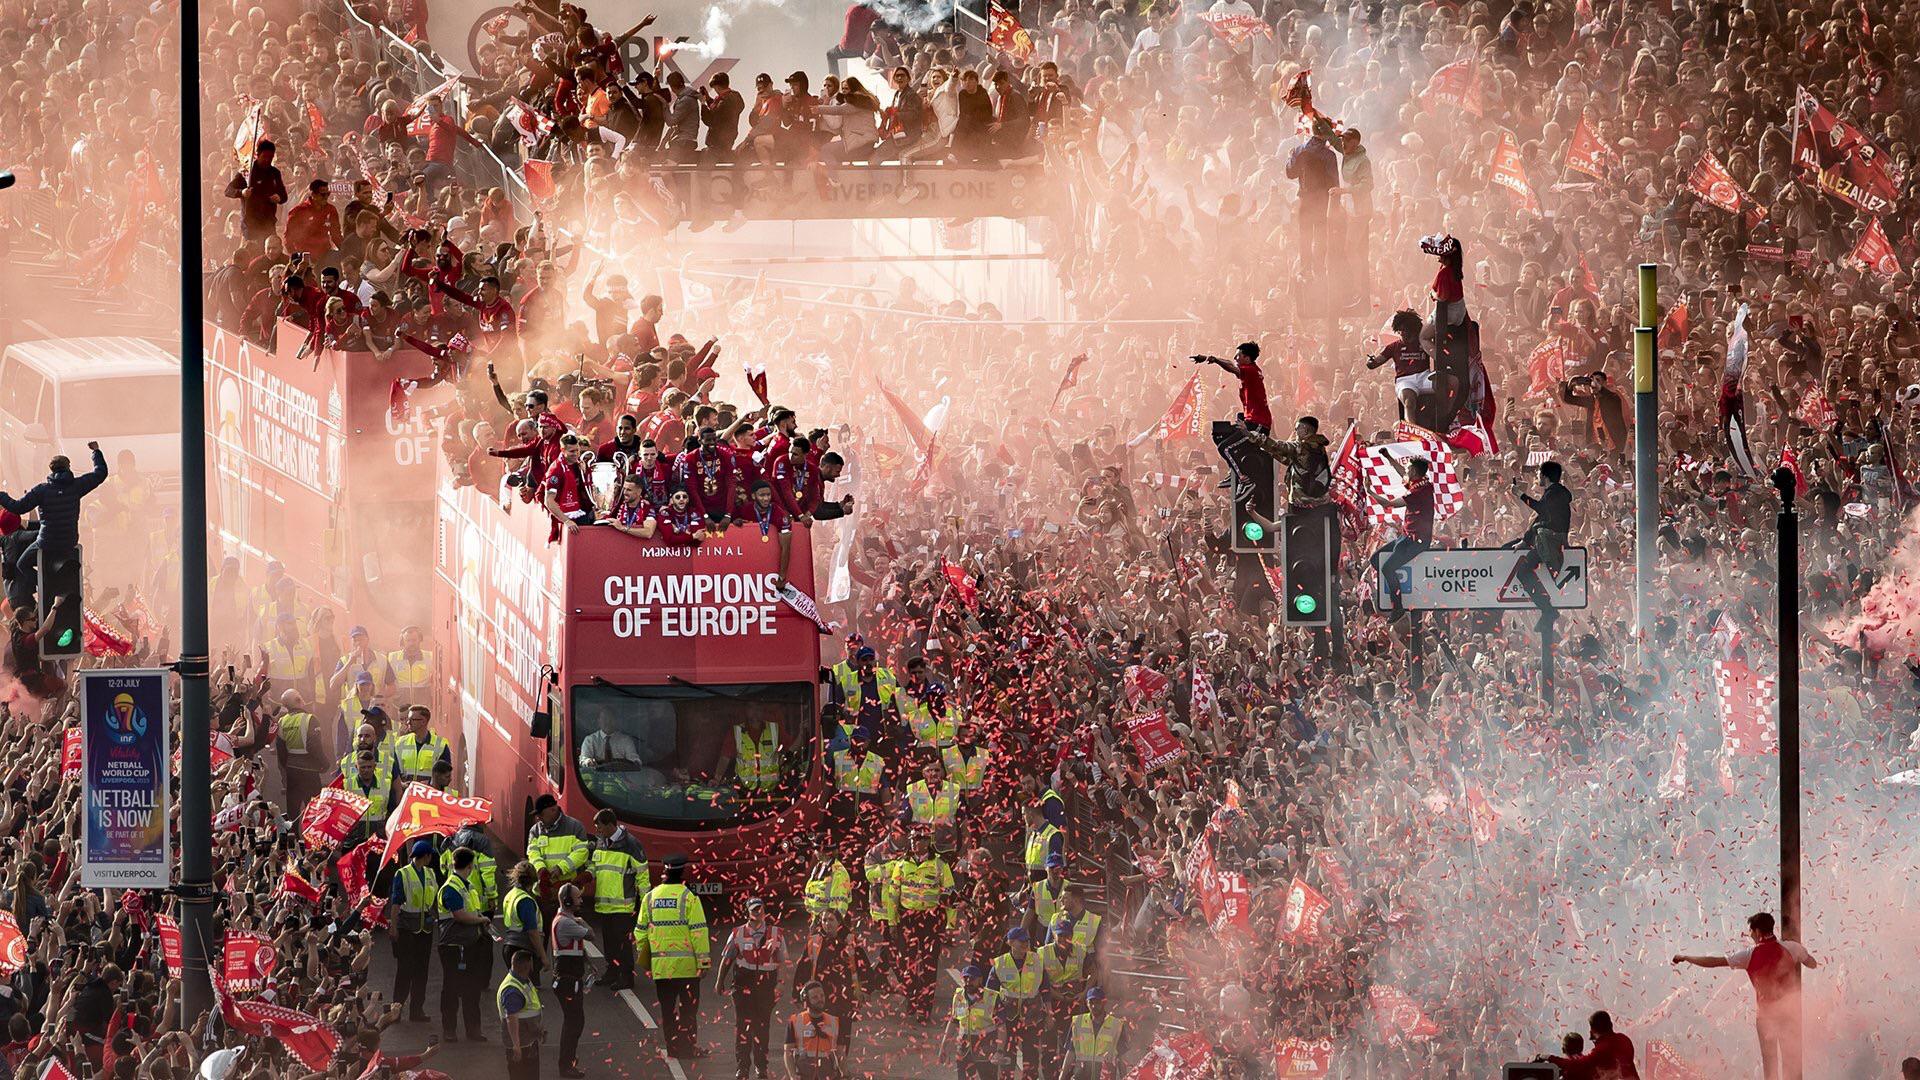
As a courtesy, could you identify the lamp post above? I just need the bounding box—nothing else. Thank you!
[176,0,217,1025]
[1772,464,1802,1078]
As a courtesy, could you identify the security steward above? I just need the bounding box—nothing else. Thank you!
[446,822,500,1000]
[1031,853,1069,934]
[550,884,592,1079]
[831,646,899,753]
[828,730,886,834]
[341,748,394,846]
[1021,802,1064,883]
[899,758,962,856]
[716,897,786,1080]
[527,795,590,901]
[586,808,648,991]
[889,827,955,1021]
[501,861,549,972]
[988,926,1046,1078]
[942,963,999,1080]
[392,704,452,785]
[1040,916,1092,1068]
[783,979,843,1080]
[715,712,781,795]
[390,839,440,1022]
[942,725,989,811]
[272,689,324,809]
[438,845,492,1043]
[1061,987,1127,1080]
[498,946,545,1080]
[803,838,852,925]
[638,854,711,1059]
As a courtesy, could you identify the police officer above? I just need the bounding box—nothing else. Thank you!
[1061,987,1126,1080]
[889,828,954,1021]
[390,839,440,1022]
[498,947,545,1080]
[549,884,591,1078]
[438,845,492,1043]
[392,704,452,785]
[802,838,852,925]
[989,926,1046,1078]
[501,861,548,973]
[943,963,999,1080]
[527,795,590,900]
[1030,853,1068,934]
[828,730,886,832]
[639,854,711,1059]
[899,758,962,856]
[342,749,394,845]
[586,808,648,991]
[1021,802,1064,883]
[716,897,787,1080]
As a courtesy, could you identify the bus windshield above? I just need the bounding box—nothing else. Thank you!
[571,681,816,830]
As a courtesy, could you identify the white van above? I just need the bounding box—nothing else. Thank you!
[0,337,181,487]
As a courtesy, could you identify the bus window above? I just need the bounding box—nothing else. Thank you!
[571,682,814,830]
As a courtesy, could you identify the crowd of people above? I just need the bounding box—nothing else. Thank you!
[5,0,1920,1075]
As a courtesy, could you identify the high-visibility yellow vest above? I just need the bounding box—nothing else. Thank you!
[528,831,588,877]
[1071,1012,1122,1061]
[397,864,439,915]
[637,883,709,979]
[890,857,952,912]
[502,885,541,950]
[442,848,498,914]
[278,712,314,756]
[337,732,397,782]
[834,667,898,712]
[343,764,392,818]
[387,649,433,690]
[906,780,959,827]
[392,731,450,781]
[990,950,1043,1000]
[338,691,370,730]
[265,639,315,690]
[943,745,986,790]
[864,860,899,924]
[1033,877,1065,928]
[1043,941,1085,984]
[951,987,998,1034]
[1024,824,1062,871]
[438,872,474,924]
[590,845,649,914]
[496,972,543,1020]
[831,749,883,794]
[732,725,780,790]
[1065,911,1102,953]
[903,694,960,748]
[803,861,851,916]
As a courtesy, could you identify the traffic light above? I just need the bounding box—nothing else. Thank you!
[1280,512,1334,626]
[39,546,84,660]
[1221,423,1279,554]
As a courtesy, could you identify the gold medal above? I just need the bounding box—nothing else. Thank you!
[761,534,770,543]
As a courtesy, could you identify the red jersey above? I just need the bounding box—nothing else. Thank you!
[641,409,686,455]
[635,458,676,505]
[769,454,822,517]
[1235,359,1273,429]
[544,458,589,515]
[676,446,737,518]
[1403,478,1436,542]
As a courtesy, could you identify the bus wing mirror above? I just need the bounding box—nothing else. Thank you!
[530,706,552,740]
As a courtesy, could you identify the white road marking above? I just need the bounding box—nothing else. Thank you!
[582,939,691,1080]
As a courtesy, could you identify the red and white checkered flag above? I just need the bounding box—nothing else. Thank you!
[1713,659,1778,755]
[1190,662,1219,718]
[1358,422,1463,531]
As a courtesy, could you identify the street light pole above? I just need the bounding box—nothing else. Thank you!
[1772,464,1802,1079]
[177,0,217,1025]
[1634,266,1659,659]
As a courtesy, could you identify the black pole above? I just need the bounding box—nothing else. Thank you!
[1541,618,1555,706]
[1771,466,1802,1077]
[177,0,217,1026]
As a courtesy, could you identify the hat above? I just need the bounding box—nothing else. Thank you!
[1086,986,1106,1002]
[361,706,389,722]
[745,897,765,911]
[855,646,877,661]
[411,839,435,858]
[348,625,369,638]
[961,963,986,979]
[846,632,865,644]
[1006,926,1029,942]
[354,671,374,685]
[663,854,689,869]
[533,794,558,814]
[1044,853,1065,869]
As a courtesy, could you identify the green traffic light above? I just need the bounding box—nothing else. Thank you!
[1292,594,1318,615]
[55,628,75,647]
[1242,521,1265,542]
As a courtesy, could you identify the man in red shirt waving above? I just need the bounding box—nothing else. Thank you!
[1674,912,1817,1080]
[1193,342,1272,503]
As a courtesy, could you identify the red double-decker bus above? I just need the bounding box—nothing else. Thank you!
[433,472,827,896]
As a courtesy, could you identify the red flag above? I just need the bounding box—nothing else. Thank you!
[940,558,980,612]
[222,929,277,994]
[228,997,342,1071]
[1281,69,1315,116]
[504,98,554,148]
[1489,131,1540,213]
[1792,86,1899,214]
[1122,664,1172,707]
[337,840,374,904]
[1645,1039,1709,1080]
[1261,557,1286,601]
[1563,115,1619,182]
[1713,659,1778,755]
[1577,253,1599,296]
[1273,1037,1335,1079]
[61,728,82,779]
[879,384,935,452]
[986,0,1034,59]
[156,915,183,974]
[380,783,494,869]
[1658,301,1690,350]
[1466,786,1499,846]
[1312,849,1354,910]
[1779,444,1808,497]
[0,913,25,976]
[1420,59,1483,116]
[1153,375,1203,442]
[1848,217,1899,277]
[1525,336,1574,397]
[1120,710,1186,771]
[1051,353,1089,407]
[1688,151,1747,215]
[299,787,372,849]
[278,866,324,904]
[1795,390,1837,432]
[907,432,939,495]
[1202,11,1274,46]
[37,1059,78,1080]
[304,101,327,154]
[82,611,134,656]
[522,159,556,204]
[1368,986,1440,1043]
[1280,877,1331,941]
[743,365,770,407]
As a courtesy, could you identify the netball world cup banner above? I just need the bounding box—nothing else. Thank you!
[81,670,171,888]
